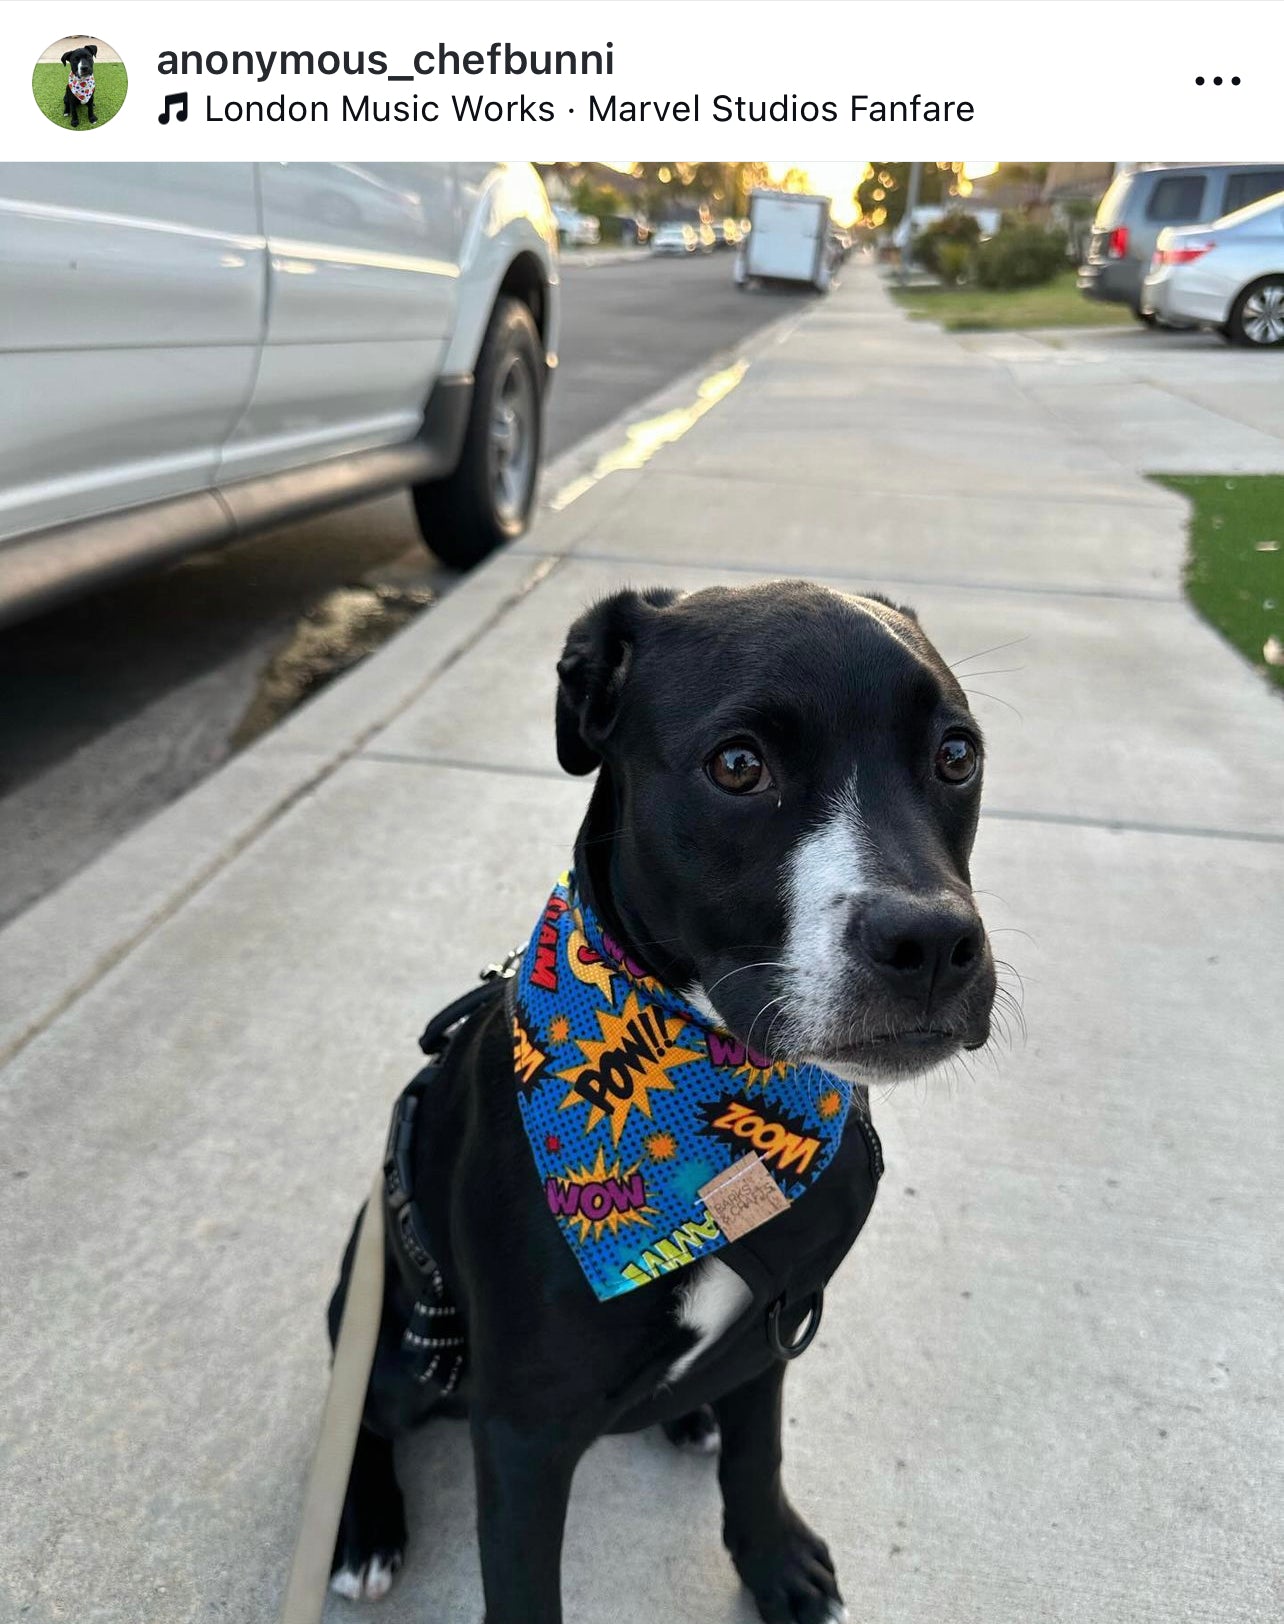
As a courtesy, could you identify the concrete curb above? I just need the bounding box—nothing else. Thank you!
[0,298,810,1065]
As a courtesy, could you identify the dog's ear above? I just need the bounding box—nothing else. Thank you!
[61,52,73,65]
[864,591,919,623]
[87,44,98,56]
[555,587,680,775]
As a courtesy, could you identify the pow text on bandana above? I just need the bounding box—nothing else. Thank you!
[514,874,859,1301]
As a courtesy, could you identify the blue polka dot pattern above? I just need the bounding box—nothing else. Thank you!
[512,874,862,1300]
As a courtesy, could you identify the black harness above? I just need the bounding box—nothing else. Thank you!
[382,956,882,1391]
[382,957,520,1396]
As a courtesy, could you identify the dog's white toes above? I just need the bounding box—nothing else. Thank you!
[329,1555,400,1602]
[330,1567,364,1600]
[823,1603,849,1623]
[364,1556,397,1600]
[691,1425,721,1455]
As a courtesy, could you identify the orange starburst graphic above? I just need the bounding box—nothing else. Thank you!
[817,1088,844,1120]
[512,1017,546,1088]
[643,1129,678,1162]
[550,1146,658,1242]
[738,1057,790,1091]
[559,989,703,1144]
[548,1013,571,1045]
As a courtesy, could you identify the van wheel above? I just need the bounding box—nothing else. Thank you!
[1134,309,1159,327]
[1224,276,1284,347]
[413,297,544,570]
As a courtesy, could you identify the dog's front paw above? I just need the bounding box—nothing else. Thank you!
[727,1506,845,1624]
[329,1550,402,1603]
[662,1404,721,1455]
[330,1498,405,1606]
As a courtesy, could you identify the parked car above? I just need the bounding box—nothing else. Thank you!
[694,221,718,254]
[651,222,698,256]
[607,213,652,246]
[551,204,601,248]
[0,162,560,625]
[1079,162,1284,321]
[1142,190,1284,346]
[711,219,742,251]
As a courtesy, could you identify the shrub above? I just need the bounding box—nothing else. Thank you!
[975,224,1069,290]
[934,242,973,286]
[911,212,983,281]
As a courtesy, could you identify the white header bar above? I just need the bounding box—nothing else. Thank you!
[6,0,1280,161]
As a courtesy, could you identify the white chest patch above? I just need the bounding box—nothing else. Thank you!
[664,1257,752,1384]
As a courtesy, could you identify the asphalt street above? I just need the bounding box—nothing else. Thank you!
[0,252,803,927]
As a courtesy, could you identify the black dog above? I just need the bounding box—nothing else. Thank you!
[60,44,98,127]
[327,581,997,1621]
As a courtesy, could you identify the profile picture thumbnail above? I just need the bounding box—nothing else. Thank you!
[33,35,128,131]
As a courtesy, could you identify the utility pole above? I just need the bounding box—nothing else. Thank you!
[897,161,923,285]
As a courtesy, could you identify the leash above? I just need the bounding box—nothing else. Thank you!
[279,1171,385,1624]
[278,958,519,1624]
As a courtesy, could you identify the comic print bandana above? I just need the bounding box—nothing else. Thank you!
[68,73,95,104]
[513,873,858,1301]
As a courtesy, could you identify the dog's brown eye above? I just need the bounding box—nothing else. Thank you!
[935,733,979,784]
[707,743,774,796]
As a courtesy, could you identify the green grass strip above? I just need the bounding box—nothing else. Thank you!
[1157,474,1284,693]
[32,62,129,131]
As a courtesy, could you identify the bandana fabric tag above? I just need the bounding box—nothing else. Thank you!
[69,73,95,104]
[699,1153,791,1240]
[512,874,860,1301]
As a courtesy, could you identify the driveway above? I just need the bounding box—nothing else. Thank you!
[957,322,1284,473]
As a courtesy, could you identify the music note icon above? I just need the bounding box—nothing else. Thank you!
[158,91,188,125]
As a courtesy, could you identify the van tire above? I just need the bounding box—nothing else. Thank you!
[413,297,544,570]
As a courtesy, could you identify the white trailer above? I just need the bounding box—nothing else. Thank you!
[736,190,835,292]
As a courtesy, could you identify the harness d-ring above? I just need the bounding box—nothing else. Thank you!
[767,1288,824,1360]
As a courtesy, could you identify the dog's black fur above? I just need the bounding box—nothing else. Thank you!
[327,581,996,1622]
[60,44,98,127]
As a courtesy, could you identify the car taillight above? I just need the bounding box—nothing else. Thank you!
[1155,240,1215,266]
[1107,226,1129,259]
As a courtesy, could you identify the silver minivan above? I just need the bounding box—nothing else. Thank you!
[1078,163,1284,321]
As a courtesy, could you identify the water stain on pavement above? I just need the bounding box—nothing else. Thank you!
[232,582,435,748]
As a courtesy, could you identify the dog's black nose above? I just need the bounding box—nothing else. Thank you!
[852,893,984,1004]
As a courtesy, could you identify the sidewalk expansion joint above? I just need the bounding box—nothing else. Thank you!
[356,762,1284,846]
[362,750,565,781]
[552,550,1183,603]
[632,464,1178,511]
[984,806,1284,846]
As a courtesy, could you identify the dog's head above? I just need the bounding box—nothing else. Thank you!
[557,581,997,1080]
[61,44,97,79]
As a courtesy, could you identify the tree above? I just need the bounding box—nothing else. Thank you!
[630,162,770,220]
[855,162,958,233]
[570,177,624,222]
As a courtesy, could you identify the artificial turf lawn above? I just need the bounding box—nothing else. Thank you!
[1156,474,1284,693]
[31,62,128,131]
[889,269,1134,331]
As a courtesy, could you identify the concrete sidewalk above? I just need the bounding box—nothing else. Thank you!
[2,267,1280,1624]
